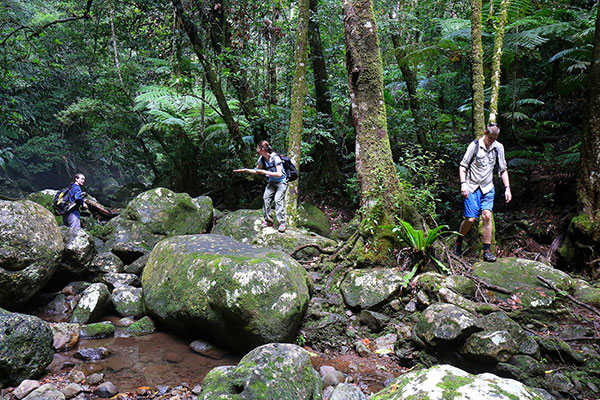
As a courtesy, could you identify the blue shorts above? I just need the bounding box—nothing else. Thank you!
[464,187,495,218]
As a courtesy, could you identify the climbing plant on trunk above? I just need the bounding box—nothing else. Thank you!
[470,0,485,138]
[488,0,510,124]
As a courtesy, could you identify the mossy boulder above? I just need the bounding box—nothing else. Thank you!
[472,257,575,310]
[142,234,310,352]
[79,321,115,339]
[573,279,600,308]
[124,188,213,236]
[198,343,321,400]
[0,199,64,308]
[99,216,160,264]
[370,364,553,400]
[212,209,337,259]
[340,268,409,310]
[125,316,156,336]
[25,189,57,213]
[0,312,54,386]
[461,330,518,363]
[413,303,481,347]
[297,202,331,237]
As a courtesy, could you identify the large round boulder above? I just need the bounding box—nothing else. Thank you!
[212,209,337,259]
[198,343,321,400]
[340,268,409,310]
[142,234,310,352]
[124,188,213,236]
[0,200,64,308]
[0,312,54,386]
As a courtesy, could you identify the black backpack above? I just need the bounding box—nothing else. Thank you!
[53,187,75,215]
[278,154,298,182]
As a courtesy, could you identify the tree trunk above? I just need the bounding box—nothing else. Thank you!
[286,0,310,227]
[561,4,600,278]
[488,0,510,124]
[342,0,421,266]
[470,0,485,138]
[306,0,343,189]
[171,0,253,167]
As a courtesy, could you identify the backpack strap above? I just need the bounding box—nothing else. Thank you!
[467,139,500,176]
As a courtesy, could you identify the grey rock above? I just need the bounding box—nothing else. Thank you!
[86,373,104,385]
[103,272,140,289]
[123,253,149,275]
[329,383,368,400]
[13,380,41,399]
[22,384,65,400]
[198,343,321,400]
[319,365,336,377]
[93,381,118,398]
[461,330,518,363]
[110,285,144,318]
[74,346,110,361]
[359,310,390,332]
[0,313,54,386]
[68,370,85,384]
[60,228,95,276]
[88,252,124,278]
[414,303,481,347]
[340,268,409,310]
[374,333,397,356]
[70,283,110,324]
[125,316,156,336]
[61,383,83,399]
[0,200,64,308]
[190,340,224,360]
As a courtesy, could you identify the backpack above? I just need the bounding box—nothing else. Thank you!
[53,187,75,216]
[277,154,298,182]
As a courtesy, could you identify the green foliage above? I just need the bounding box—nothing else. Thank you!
[382,219,454,285]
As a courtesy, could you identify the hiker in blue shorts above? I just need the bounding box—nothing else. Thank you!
[454,123,512,261]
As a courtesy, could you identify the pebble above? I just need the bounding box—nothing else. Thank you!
[60,383,83,399]
[319,365,337,377]
[192,384,202,395]
[86,373,104,385]
[67,370,85,384]
[322,370,345,388]
[74,347,111,361]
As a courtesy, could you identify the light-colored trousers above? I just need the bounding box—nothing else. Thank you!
[263,181,288,225]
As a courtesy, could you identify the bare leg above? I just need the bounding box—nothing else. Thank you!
[481,210,492,244]
[458,217,476,237]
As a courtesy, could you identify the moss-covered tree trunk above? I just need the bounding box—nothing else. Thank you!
[561,5,600,278]
[342,0,421,266]
[470,0,485,138]
[286,0,310,227]
[171,0,253,167]
[306,0,343,190]
[488,0,510,124]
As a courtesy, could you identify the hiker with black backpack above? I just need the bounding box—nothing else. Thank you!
[454,123,512,262]
[63,173,87,229]
[234,140,291,233]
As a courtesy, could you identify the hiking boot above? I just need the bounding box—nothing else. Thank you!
[278,224,286,233]
[261,221,273,228]
[453,245,462,257]
[482,249,497,262]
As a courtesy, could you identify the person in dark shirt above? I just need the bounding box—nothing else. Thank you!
[63,173,87,229]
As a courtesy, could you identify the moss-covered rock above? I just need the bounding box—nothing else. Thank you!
[124,188,213,236]
[472,257,575,311]
[60,227,96,276]
[0,199,64,308]
[297,202,331,237]
[340,268,409,310]
[211,209,337,259]
[198,343,321,400]
[79,321,115,339]
[573,279,600,308]
[0,312,54,386]
[461,330,518,363]
[125,316,156,336]
[370,364,552,400]
[142,234,310,352]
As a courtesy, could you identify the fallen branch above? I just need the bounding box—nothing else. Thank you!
[536,275,600,317]
[463,272,512,295]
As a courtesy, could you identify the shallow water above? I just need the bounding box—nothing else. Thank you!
[47,330,240,392]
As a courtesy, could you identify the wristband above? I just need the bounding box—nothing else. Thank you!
[460,181,466,184]
[505,186,510,189]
